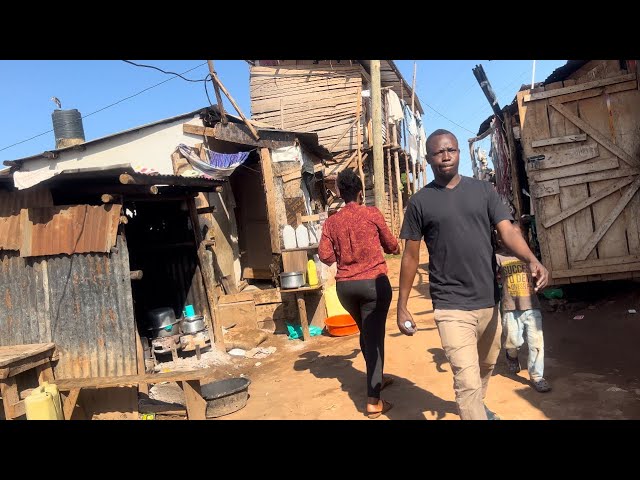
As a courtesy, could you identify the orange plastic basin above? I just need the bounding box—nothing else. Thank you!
[325,314,359,337]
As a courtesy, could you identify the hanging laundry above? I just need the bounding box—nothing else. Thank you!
[208,151,250,169]
[415,112,427,161]
[177,144,251,180]
[402,100,419,162]
[386,89,404,123]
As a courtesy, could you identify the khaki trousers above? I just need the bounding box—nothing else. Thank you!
[434,306,502,420]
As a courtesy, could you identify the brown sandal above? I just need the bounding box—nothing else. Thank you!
[366,399,393,419]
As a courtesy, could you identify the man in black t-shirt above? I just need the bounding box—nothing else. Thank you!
[397,129,549,420]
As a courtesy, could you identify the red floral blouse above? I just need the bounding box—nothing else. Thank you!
[319,202,399,281]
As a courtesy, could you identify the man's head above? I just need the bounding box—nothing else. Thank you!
[426,129,460,181]
[336,168,363,203]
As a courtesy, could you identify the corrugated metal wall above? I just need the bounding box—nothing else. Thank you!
[0,234,137,378]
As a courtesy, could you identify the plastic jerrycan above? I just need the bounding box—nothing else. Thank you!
[324,284,349,317]
[307,259,319,286]
[25,381,64,420]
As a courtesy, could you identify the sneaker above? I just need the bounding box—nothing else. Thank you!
[484,404,501,420]
[532,378,552,393]
[505,351,521,374]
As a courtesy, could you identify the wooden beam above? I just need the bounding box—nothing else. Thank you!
[531,180,560,198]
[207,60,228,124]
[571,255,640,270]
[281,163,322,183]
[242,267,272,280]
[558,167,640,187]
[386,148,395,233]
[134,326,149,395]
[208,63,260,140]
[63,389,80,420]
[392,123,404,234]
[527,144,599,170]
[101,194,121,204]
[372,60,385,210]
[259,148,281,254]
[196,206,217,215]
[523,73,637,102]
[404,153,411,195]
[328,115,360,152]
[188,197,225,350]
[542,176,635,228]
[531,134,587,148]
[356,86,366,203]
[550,103,640,167]
[529,158,619,182]
[183,123,216,137]
[553,261,640,279]
[130,270,143,280]
[547,80,638,105]
[503,112,522,219]
[296,293,311,341]
[574,177,640,261]
[119,173,136,185]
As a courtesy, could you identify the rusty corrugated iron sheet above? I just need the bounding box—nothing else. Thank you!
[0,234,137,378]
[20,204,121,257]
[0,187,53,251]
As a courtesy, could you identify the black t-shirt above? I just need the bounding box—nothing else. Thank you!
[400,176,513,311]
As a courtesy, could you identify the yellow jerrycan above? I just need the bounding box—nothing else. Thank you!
[25,381,64,420]
[323,284,349,317]
[307,259,319,286]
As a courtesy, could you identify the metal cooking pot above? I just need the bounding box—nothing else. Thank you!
[148,322,180,339]
[147,307,177,329]
[181,315,206,334]
[280,271,305,289]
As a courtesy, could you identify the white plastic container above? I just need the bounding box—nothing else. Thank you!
[295,224,310,248]
[283,225,297,249]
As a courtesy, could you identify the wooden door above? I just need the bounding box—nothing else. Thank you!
[518,62,640,284]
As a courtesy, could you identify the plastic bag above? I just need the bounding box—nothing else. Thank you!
[286,324,323,340]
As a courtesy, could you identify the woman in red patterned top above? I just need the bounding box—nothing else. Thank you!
[319,169,400,418]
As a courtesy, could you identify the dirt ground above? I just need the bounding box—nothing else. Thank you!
[154,245,640,420]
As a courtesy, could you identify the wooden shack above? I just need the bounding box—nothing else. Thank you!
[0,106,331,418]
[472,60,640,285]
[247,60,427,236]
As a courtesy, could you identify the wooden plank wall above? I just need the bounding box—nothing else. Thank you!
[250,63,364,154]
[518,60,640,284]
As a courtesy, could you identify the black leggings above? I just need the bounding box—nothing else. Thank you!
[336,275,393,399]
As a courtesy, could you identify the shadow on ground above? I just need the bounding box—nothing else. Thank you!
[293,349,457,420]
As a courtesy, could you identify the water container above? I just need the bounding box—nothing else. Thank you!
[295,224,310,248]
[52,109,85,149]
[283,225,297,249]
[307,259,318,286]
[25,382,64,420]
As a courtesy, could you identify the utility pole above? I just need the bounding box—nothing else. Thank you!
[371,60,385,210]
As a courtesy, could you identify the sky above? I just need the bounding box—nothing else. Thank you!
[0,60,567,177]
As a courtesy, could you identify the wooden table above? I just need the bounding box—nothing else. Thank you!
[0,343,57,420]
[54,368,218,420]
[280,284,323,341]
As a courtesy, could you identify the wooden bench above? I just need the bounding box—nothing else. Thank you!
[53,369,218,420]
[0,343,57,420]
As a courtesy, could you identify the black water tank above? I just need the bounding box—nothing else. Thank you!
[52,109,85,148]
